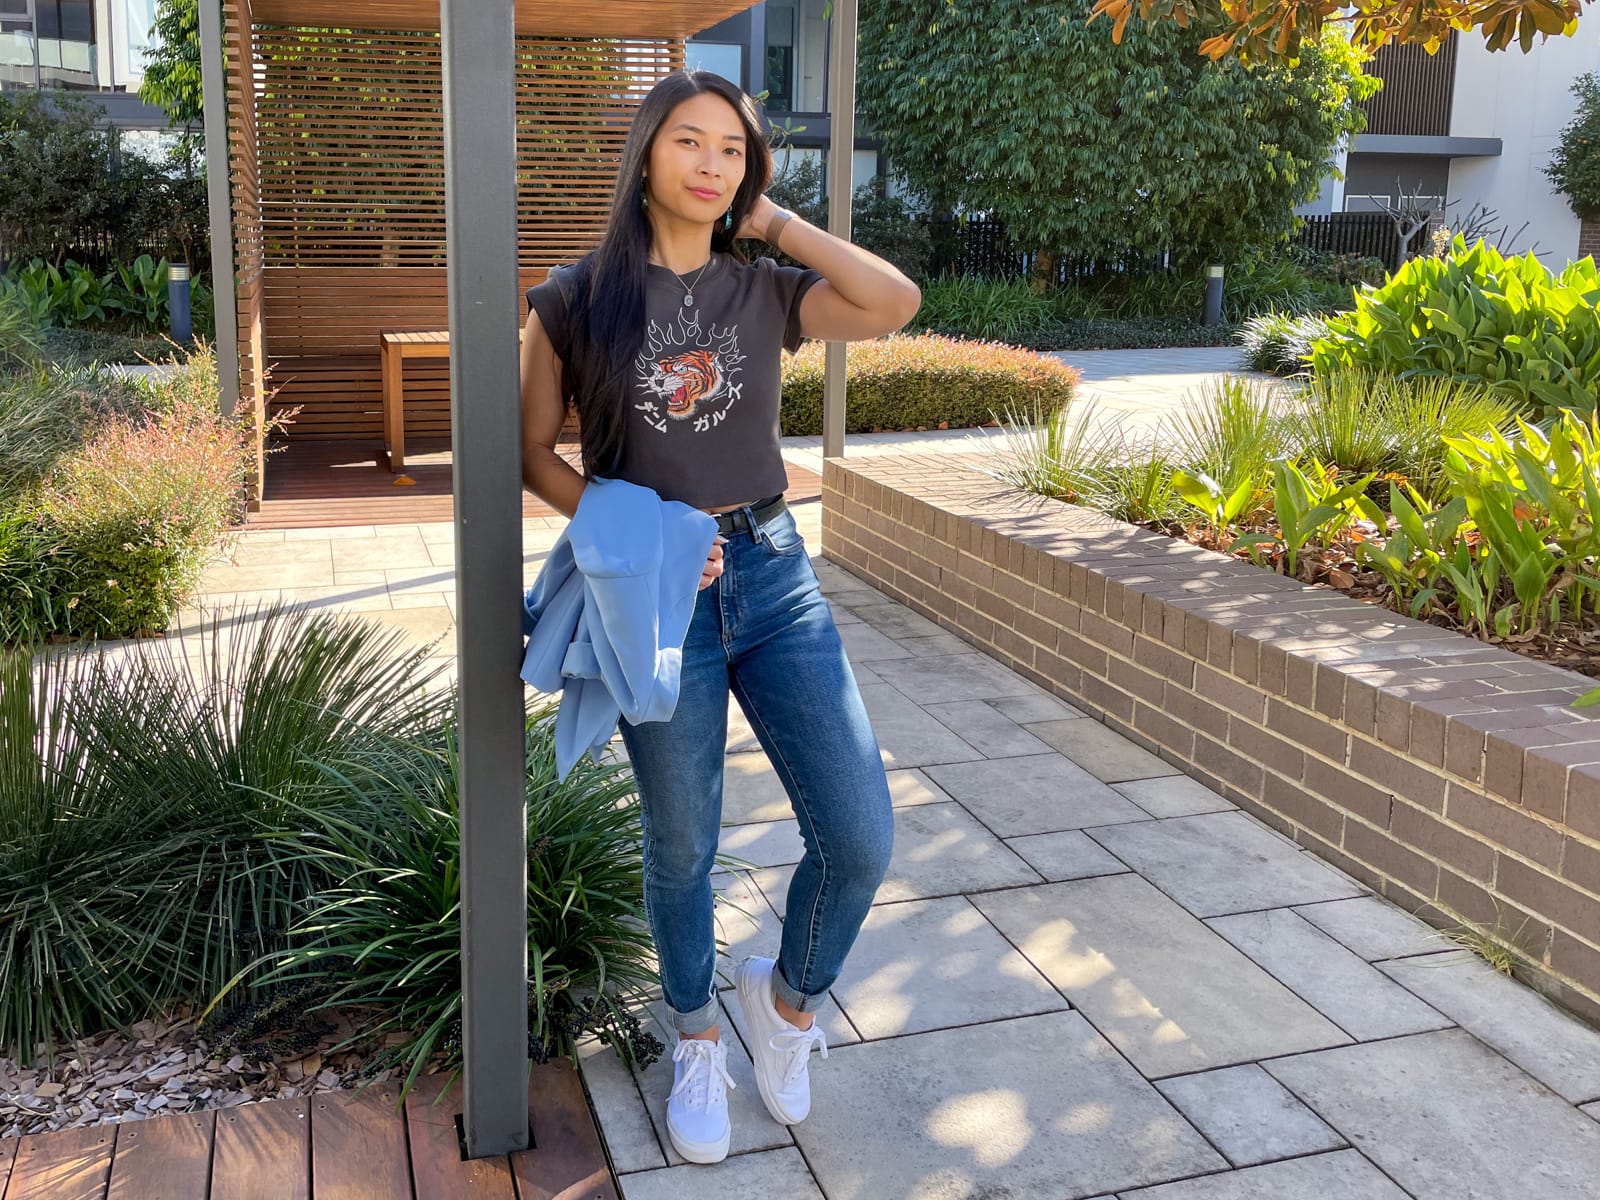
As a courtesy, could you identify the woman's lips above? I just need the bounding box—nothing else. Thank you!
[689,188,721,201]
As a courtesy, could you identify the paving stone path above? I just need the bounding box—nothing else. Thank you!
[192,498,1600,1200]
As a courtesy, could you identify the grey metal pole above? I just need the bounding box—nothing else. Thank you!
[440,0,530,1158]
[822,0,857,460]
[1202,264,1225,327]
[196,0,239,417]
[168,263,192,346]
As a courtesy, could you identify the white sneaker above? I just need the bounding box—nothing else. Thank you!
[666,1036,736,1164]
[734,956,829,1125]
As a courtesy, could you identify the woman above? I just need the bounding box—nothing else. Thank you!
[520,69,920,1165]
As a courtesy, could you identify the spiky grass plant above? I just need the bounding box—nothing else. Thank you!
[980,398,1119,506]
[1166,375,1289,509]
[199,702,661,1107]
[0,602,451,1068]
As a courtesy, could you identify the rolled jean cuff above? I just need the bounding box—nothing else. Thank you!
[666,993,722,1036]
[772,959,829,1014]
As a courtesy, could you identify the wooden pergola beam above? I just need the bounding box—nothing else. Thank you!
[248,0,754,37]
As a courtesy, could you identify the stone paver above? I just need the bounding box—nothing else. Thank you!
[973,873,1350,1076]
[618,1147,824,1200]
[1115,1150,1408,1199]
[1380,951,1600,1104]
[1266,1029,1600,1199]
[793,1012,1226,1200]
[1027,717,1183,782]
[1089,811,1365,917]
[1154,1064,1346,1168]
[924,753,1149,837]
[921,699,1054,758]
[828,896,1066,1039]
[1207,909,1451,1041]
[1113,775,1236,819]
[192,497,1600,1199]
[1293,894,1452,961]
[1004,829,1131,882]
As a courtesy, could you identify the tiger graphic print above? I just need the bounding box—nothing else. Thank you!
[635,309,744,434]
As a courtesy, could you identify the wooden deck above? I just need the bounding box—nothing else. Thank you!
[249,438,825,530]
[0,1059,617,1200]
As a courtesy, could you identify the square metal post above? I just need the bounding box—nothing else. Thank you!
[822,0,857,460]
[197,0,240,418]
[441,0,531,1158]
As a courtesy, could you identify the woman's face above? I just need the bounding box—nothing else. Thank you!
[643,91,749,229]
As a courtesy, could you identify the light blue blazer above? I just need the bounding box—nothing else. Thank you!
[521,476,719,780]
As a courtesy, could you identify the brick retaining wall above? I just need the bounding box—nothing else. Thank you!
[822,454,1600,1023]
[1581,217,1600,262]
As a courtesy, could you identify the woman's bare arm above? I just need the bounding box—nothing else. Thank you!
[520,306,587,520]
[737,195,921,343]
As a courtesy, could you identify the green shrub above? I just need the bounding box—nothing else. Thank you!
[1167,374,1289,505]
[202,705,665,1100]
[1546,73,1600,220]
[37,382,250,638]
[0,359,148,506]
[1309,237,1600,419]
[0,604,454,1068]
[911,275,1060,342]
[992,317,1240,351]
[0,255,211,335]
[781,333,1078,435]
[0,506,58,645]
[1237,311,1329,375]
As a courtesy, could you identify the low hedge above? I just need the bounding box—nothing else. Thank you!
[781,333,1078,435]
[938,318,1240,352]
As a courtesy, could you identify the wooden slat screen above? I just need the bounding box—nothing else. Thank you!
[238,24,684,439]
[1362,34,1458,138]
[223,0,269,488]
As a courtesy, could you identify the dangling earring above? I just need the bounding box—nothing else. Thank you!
[723,209,733,232]
[641,188,649,211]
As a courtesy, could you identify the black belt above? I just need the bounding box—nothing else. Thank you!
[713,494,787,536]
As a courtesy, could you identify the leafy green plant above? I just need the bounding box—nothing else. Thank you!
[781,333,1077,435]
[1238,457,1382,577]
[1173,467,1258,542]
[1355,485,1468,618]
[1309,237,1600,419]
[1099,448,1184,524]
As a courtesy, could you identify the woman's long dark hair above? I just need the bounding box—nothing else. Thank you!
[560,70,773,476]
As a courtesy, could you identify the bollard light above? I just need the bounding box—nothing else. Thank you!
[1202,263,1225,328]
[168,262,193,346]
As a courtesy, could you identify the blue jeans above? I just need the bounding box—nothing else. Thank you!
[618,503,894,1035]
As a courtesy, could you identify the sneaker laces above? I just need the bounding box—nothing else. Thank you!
[768,1023,829,1088]
[669,1038,736,1111]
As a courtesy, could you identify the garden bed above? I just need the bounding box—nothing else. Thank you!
[823,453,1600,1027]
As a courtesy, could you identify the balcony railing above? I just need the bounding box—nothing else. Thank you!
[1361,33,1457,137]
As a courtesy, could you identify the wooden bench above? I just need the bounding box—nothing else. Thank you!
[381,329,455,472]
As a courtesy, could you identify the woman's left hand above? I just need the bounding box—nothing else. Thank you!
[735,194,780,243]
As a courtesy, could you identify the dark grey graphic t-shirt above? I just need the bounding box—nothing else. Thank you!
[526,252,821,509]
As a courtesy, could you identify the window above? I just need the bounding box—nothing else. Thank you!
[686,41,742,89]
[765,0,829,113]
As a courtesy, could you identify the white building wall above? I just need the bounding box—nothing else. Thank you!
[1448,21,1600,264]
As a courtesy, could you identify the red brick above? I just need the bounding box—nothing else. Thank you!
[1344,819,1440,897]
[1495,856,1600,937]
[1195,663,1265,723]
[1445,784,1564,872]
[1389,800,1495,881]
[1264,771,1344,843]
[1230,719,1306,781]
[1551,928,1600,1000]
[1266,698,1349,764]
[1109,656,1168,707]
[1193,731,1266,797]
[1133,702,1198,762]
[1349,738,1447,813]
[1304,753,1392,826]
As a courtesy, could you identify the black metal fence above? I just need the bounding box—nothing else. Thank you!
[924,210,1416,281]
[1295,212,1416,270]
